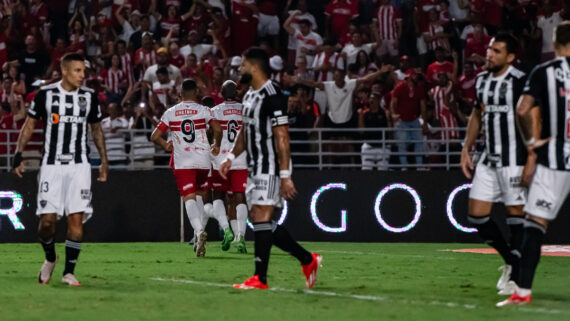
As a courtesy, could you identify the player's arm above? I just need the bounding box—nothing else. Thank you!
[209,118,223,156]
[283,10,299,36]
[273,124,297,200]
[461,103,482,179]
[150,126,172,152]
[11,116,36,177]
[91,122,108,182]
[296,78,325,91]
[516,94,545,188]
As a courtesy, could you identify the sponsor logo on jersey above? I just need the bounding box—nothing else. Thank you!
[175,109,198,116]
[51,113,86,124]
[80,189,91,200]
[485,105,510,113]
[554,68,570,82]
[56,154,74,162]
[535,199,552,210]
[223,109,242,115]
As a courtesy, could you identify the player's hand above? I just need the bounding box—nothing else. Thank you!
[280,177,297,200]
[526,137,550,153]
[211,144,220,156]
[460,147,474,179]
[164,140,173,152]
[521,152,537,188]
[219,159,232,180]
[11,152,24,178]
[98,162,108,182]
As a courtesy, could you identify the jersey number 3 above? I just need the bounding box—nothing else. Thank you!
[181,119,196,143]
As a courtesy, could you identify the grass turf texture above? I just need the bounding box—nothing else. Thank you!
[0,242,568,321]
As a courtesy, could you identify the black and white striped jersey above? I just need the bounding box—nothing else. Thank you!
[475,66,527,167]
[523,57,570,171]
[241,80,289,176]
[28,81,102,166]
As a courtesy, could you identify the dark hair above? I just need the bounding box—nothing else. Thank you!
[299,19,311,27]
[435,46,446,53]
[61,53,84,66]
[140,14,150,22]
[182,79,198,92]
[1,101,10,113]
[156,67,169,76]
[555,21,570,46]
[116,39,127,47]
[493,32,519,54]
[243,47,271,77]
[201,96,215,107]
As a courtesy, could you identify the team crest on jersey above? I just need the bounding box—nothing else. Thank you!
[39,200,47,208]
[78,96,87,111]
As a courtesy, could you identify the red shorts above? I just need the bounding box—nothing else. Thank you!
[209,169,248,193]
[173,169,210,197]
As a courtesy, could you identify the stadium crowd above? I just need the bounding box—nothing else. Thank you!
[0,0,569,170]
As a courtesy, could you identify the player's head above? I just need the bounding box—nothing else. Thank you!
[181,79,198,100]
[201,96,215,108]
[222,80,237,101]
[486,33,518,73]
[60,53,85,89]
[554,21,570,53]
[241,47,271,81]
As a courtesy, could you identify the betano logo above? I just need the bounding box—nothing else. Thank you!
[51,114,85,124]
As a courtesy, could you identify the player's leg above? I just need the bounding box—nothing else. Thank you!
[230,191,248,253]
[62,212,84,286]
[196,188,212,228]
[212,189,233,251]
[468,164,517,290]
[38,213,58,284]
[226,192,238,241]
[175,169,208,257]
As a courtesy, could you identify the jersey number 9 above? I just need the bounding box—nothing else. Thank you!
[181,119,196,143]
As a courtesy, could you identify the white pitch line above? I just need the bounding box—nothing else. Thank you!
[151,277,570,315]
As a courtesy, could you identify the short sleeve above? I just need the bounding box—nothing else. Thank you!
[28,89,46,120]
[156,109,170,132]
[87,92,103,123]
[522,65,546,107]
[346,79,357,93]
[266,94,289,127]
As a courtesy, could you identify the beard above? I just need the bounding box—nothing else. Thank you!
[486,63,504,73]
[240,72,252,85]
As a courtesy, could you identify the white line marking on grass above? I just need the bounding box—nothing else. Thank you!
[151,277,570,315]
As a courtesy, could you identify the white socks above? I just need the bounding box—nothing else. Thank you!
[230,219,238,236]
[185,199,203,235]
[213,199,230,230]
[236,203,248,237]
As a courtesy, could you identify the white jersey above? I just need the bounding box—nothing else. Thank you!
[211,101,247,170]
[157,101,214,169]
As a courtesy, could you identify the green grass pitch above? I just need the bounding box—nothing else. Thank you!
[0,242,568,321]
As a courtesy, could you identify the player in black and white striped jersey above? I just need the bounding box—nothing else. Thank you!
[460,33,527,296]
[12,53,108,286]
[219,47,321,290]
[498,21,570,306]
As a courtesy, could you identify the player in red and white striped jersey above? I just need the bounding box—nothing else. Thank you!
[429,73,458,139]
[101,54,126,97]
[373,0,402,57]
[151,79,223,257]
[210,81,248,253]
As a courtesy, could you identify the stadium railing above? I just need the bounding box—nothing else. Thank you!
[0,127,470,172]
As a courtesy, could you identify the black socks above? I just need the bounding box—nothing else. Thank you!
[63,240,82,275]
[273,225,313,266]
[40,238,56,263]
[518,220,546,289]
[253,222,273,284]
[468,215,516,266]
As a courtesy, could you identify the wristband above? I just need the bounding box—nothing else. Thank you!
[279,170,291,179]
[525,137,536,146]
[226,153,236,161]
[12,152,23,170]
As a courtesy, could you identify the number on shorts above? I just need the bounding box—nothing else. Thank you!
[181,119,195,143]
[40,181,49,193]
[227,120,239,143]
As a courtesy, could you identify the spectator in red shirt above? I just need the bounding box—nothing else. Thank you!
[154,5,182,44]
[426,47,456,84]
[182,1,212,41]
[230,0,259,56]
[325,0,359,39]
[390,69,428,169]
[181,53,199,79]
[458,60,478,116]
[134,32,157,76]
[464,24,492,66]
[169,42,185,68]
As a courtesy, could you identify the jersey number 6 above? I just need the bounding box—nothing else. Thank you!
[227,120,239,143]
[181,119,196,143]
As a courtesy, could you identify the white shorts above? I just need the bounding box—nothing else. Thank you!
[36,163,93,222]
[257,13,280,37]
[469,163,526,206]
[524,164,570,221]
[377,39,398,56]
[246,173,282,208]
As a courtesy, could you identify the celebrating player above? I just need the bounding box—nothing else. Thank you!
[151,79,222,257]
[498,21,570,306]
[12,53,108,286]
[210,80,248,253]
[220,47,321,290]
[460,33,527,295]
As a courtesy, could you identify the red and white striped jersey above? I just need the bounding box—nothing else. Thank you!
[157,101,215,169]
[423,22,445,51]
[101,68,125,94]
[429,84,452,121]
[134,48,157,68]
[439,107,459,140]
[312,51,344,81]
[376,5,401,41]
[120,53,135,86]
[211,101,247,170]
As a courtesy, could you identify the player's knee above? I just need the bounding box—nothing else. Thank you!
[232,192,246,204]
[67,226,83,241]
[38,219,56,237]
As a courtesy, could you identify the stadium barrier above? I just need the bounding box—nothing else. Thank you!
[0,127,468,172]
[1,170,569,243]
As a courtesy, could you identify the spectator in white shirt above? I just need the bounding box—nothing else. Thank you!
[101,103,130,166]
[284,12,323,70]
[143,47,182,85]
[285,0,317,68]
[180,30,215,62]
[537,1,563,62]
[341,32,377,66]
